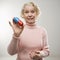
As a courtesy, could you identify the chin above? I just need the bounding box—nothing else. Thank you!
[29,20,35,23]
[28,22,35,24]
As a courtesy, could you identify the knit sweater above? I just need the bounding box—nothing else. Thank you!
[7,23,50,60]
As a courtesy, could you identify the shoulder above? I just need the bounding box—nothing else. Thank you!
[36,25,47,34]
[37,25,47,31]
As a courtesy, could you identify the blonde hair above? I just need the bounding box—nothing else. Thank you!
[21,2,40,17]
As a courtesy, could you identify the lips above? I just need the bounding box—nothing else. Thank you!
[27,18,34,20]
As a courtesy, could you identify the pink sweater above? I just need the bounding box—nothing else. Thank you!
[7,24,50,60]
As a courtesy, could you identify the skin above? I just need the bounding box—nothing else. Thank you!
[22,5,41,59]
[9,21,24,37]
[22,5,37,25]
[9,4,40,59]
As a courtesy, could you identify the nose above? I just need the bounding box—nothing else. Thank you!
[28,12,32,17]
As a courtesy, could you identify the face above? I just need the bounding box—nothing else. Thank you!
[23,5,37,24]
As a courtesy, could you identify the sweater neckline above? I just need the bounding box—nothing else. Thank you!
[25,23,37,29]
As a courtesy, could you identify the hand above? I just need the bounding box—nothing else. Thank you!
[29,51,41,60]
[9,21,24,37]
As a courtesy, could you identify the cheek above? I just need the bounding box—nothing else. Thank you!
[24,14,28,17]
[33,13,37,17]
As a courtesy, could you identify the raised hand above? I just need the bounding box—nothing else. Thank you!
[9,21,24,37]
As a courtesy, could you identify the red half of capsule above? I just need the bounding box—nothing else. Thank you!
[18,20,23,26]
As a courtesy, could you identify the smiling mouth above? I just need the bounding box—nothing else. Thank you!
[28,18,34,20]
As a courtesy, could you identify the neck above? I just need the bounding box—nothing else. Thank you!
[26,22,36,26]
[25,22,37,29]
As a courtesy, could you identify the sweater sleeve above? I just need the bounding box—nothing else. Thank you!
[40,28,50,58]
[7,34,20,55]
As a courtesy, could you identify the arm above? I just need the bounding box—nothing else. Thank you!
[29,28,50,59]
[7,21,24,55]
[39,28,50,58]
[7,34,19,55]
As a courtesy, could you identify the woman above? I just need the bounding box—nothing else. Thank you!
[7,2,50,60]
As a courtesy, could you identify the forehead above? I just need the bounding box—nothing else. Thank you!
[24,5,35,11]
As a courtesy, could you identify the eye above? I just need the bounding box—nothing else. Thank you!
[24,11,29,13]
[31,10,35,13]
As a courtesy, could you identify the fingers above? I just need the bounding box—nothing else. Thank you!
[9,21,15,31]
[29,51,40,59]
[35,51,40,54]
[9,21,24,36]
[9,21,13,27]
[29,51,36,59]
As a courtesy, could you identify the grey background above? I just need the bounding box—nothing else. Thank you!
[0,0,60,60]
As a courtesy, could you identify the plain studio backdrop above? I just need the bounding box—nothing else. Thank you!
[0,0,60,60]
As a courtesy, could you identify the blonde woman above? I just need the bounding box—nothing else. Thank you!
[8,2,50,60]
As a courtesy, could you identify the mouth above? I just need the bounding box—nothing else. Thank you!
[26,18,35,23]
[27,18,34,20]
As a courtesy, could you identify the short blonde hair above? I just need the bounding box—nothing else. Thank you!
[21,2,40,17]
